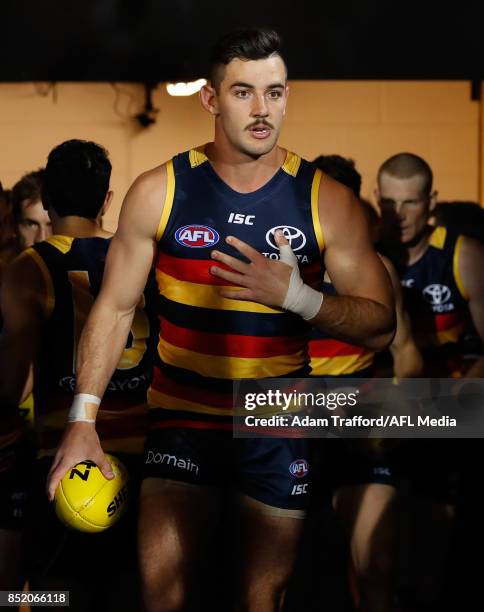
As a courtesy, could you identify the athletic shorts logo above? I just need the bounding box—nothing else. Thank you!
[422,284,451,306]
[266,226,306,251]
[175,225,219,248]
[289,459,309,478]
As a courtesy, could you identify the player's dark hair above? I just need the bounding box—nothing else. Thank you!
[313,155,361,198]
[43,139,111,218]
[209,28,286,90]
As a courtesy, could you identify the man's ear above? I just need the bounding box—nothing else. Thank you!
[200,84,220,116]
[429,190,438,212]
[373,187,382,216]
[100,190,113,217]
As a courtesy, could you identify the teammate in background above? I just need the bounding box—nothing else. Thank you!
[375,152,484,610]
[47,30,395,612]
[310,155,422,380]
[11,170,52,250]
[0,139,156,611]
[376,154,484,378]
[311,154,422,612]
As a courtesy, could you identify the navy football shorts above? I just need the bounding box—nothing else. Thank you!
[143,427,312,512]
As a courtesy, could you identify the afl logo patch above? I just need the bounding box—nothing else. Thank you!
[175,225,220,248]
[289,459,309,478]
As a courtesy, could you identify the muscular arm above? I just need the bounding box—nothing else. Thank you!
[0,253,45,406]
[47,165,166,499]
[311,179,395,351]
[211,177,395,351]
[459,237,484,378]
[381,255,423,378]
[75,169,165,396]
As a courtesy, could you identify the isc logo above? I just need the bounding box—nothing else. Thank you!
[291,484,308,496]
[175,225,219,248]
[228,213,255,225]
[106,485,129,517]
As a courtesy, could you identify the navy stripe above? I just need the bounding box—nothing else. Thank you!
[158,295,309,337]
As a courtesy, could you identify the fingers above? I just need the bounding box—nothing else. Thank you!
[210,265,248,286]
[211,249,249,274]
[98,453,114,480]
[278,244,298,268]
[219,288,254,301]
[225,235,263,262]
[47,457,71,501]
[274,229,290,246]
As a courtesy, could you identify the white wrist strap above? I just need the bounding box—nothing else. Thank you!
[68,393,101,424]
[280,244,324,321]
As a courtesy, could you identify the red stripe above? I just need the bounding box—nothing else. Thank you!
[160,317,306,358]
[309,338,366,358]
[151,367,234,409]
[412,312,464,333]
[157,253,238,286]
[157,252,323,289]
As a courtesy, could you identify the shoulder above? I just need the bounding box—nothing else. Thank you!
[1,248,48,316]
[117,163,170,241]
[317,175,366,245]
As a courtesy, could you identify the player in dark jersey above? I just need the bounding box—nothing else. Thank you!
[0,139,156,610]
[47,30,395,612]
[375,152,484,611]
[310,155,422,612]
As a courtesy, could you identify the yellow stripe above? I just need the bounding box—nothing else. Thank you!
[24,249,55,317]
[148,388,230,416]
[309,353,374,376]
[45,234,74,254]
[156,269,283,314]
[189,147,209,168]
[311,169,324,253]
[453,235,469,300]
[429,226,447,249]
[436,326,465,345]
[281,151,301,177]
[158,336,306,379]
[156,160,176,242]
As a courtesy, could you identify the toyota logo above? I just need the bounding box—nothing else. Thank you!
[266,226,306,251]
[422,284,451,305]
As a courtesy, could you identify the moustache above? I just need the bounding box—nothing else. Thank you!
[245,120,275,130]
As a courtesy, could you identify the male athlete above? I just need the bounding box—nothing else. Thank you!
[0,139,156,610]
[47,30,395,612]
[310,154,422,612]
[0,170,51,591]
[12,170,52,249]
[376,152,484,610]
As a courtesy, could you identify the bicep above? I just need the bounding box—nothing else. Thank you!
[321,185,393,308]
[96,167,167,314]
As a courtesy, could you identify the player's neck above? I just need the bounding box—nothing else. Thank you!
[404,226,433,266]
[52,216,112,239]
[205,140,286,193]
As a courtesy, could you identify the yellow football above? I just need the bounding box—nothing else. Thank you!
[54,454,129,533]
